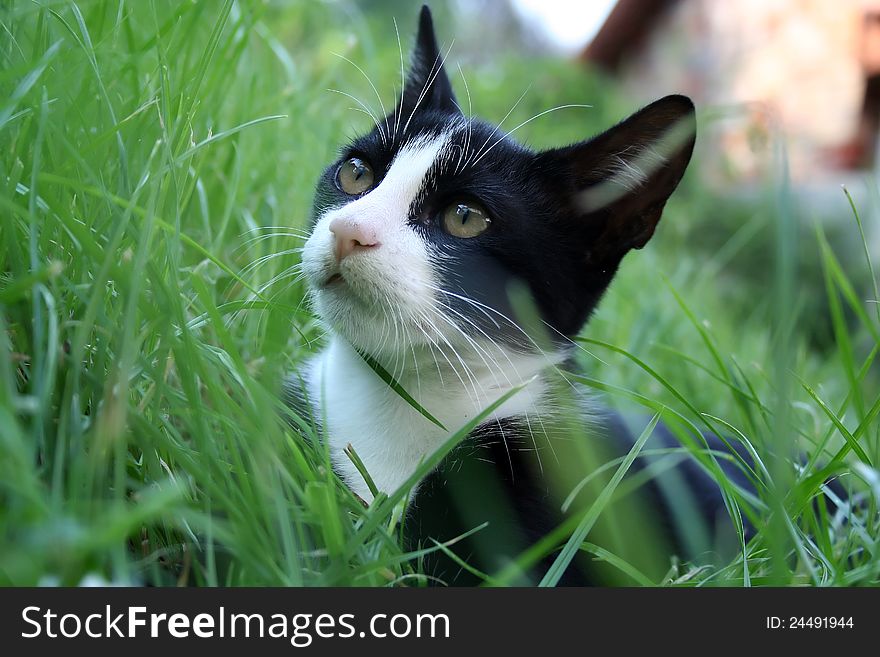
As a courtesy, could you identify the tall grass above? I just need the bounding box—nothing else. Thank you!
[1,0,877,586]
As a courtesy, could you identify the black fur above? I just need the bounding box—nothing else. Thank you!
[407,409,756,585]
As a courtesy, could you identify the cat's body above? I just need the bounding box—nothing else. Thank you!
[292,6,730,584]
[296,340,750,584]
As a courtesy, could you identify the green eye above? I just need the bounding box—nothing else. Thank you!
[337,157,375,195]
[441,201,491,238]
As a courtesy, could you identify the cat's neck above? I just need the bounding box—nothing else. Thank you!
[306,335,561,501]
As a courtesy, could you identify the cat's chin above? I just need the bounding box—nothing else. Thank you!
[322,272,344,287]
[312,290,424,354]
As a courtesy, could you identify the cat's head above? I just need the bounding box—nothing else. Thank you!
[302,6,695,360]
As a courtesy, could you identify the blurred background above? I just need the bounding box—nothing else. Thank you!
[345,0,880,346]
[421,0,880,183]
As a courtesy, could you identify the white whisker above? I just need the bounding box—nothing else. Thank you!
[331,51,390,145]
[471,104,593,167]
[327,88,386,143]
[402,40,455,137]
[393,16,406,143]
[464,85,531,168]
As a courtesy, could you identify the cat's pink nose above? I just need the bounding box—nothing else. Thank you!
[329,216,380,261]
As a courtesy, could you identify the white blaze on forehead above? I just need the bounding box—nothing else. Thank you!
[367,130,452,220]
[308,129,454,246]
[301,129,457,356]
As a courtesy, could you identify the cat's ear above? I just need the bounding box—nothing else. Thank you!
[398,6,458,117]
[541,95,696,265]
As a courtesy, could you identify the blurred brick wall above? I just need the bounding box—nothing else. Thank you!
[586,0,873,183]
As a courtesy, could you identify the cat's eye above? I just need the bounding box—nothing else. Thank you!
[337,157,375,195]
[441,201,491,239]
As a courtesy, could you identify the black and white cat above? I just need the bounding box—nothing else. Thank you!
[293,6,742,584]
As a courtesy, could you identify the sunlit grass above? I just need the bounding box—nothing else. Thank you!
[1,0,877,586]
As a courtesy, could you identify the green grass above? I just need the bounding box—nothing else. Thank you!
[1,0,878,586]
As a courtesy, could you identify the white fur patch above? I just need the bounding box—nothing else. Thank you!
[300,128,564,501]
[308,337,561,501]
[301,132,453,356]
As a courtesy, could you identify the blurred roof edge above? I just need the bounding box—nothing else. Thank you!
[580,0,678,70]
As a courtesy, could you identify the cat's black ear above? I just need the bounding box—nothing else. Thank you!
[541,95,696,265]
[398,6,458,117]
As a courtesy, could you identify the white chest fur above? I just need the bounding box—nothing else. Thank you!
[306,337,556,502]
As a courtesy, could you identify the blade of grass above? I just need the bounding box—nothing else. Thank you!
[355,348,447,431]
[538,412,659,586]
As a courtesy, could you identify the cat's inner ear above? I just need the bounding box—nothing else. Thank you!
[397,5,459,120]
[544,95,696,265]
